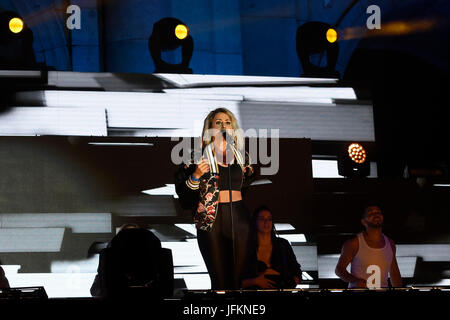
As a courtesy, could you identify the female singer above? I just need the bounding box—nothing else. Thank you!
[175,107,254,289]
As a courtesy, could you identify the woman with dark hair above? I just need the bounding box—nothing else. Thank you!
[175,107,255,290]
[241,206,302,289]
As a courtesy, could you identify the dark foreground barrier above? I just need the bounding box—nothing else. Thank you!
[1,287,449,319]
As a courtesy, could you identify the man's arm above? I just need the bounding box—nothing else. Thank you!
[335,237,365,287]
[388,238,403,287]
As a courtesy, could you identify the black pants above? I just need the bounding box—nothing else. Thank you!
[197,200,250,290]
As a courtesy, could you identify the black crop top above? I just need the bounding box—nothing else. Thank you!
[218,162,242,191]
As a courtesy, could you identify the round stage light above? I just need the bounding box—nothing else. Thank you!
[175,24,188,40]
[9,17,24,34]
[326,28,338,43]
[348,143,366,164]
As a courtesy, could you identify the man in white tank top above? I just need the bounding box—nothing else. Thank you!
[335,205,402,289]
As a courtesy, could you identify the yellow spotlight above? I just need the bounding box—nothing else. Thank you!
[348,143,366,164]
[9,17,24,34]
[326,28,338,43]
[175,24,188,40]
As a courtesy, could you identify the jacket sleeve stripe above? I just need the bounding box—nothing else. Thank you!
[186,176,200,190]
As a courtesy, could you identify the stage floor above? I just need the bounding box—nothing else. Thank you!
[1,288,449,319]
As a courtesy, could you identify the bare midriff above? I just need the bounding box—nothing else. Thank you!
[218,190,242,203]
[217,159,242,203]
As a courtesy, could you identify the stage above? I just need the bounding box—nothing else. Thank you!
[1,287,449,318]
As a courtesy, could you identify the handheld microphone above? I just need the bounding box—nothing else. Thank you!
[221,129,234,145]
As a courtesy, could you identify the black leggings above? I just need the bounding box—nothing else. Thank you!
[197,200,250,290]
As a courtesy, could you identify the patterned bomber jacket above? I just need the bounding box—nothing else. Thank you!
[174,143,255,232]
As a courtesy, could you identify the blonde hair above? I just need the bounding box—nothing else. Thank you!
[201,108,244,150]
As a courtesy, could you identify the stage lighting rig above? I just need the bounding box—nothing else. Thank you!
[338,142,370,177]
[0,11,46,113]
[9,17,24,34]
[148,17,194,74]
[348,143,366,164]
[0,11,37,70]
[296,21,340,78]
[326,28,338,43]
[174,24,188,40]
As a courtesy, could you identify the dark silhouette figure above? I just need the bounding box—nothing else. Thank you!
[0,265,10,289]
[90,228,173,300]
